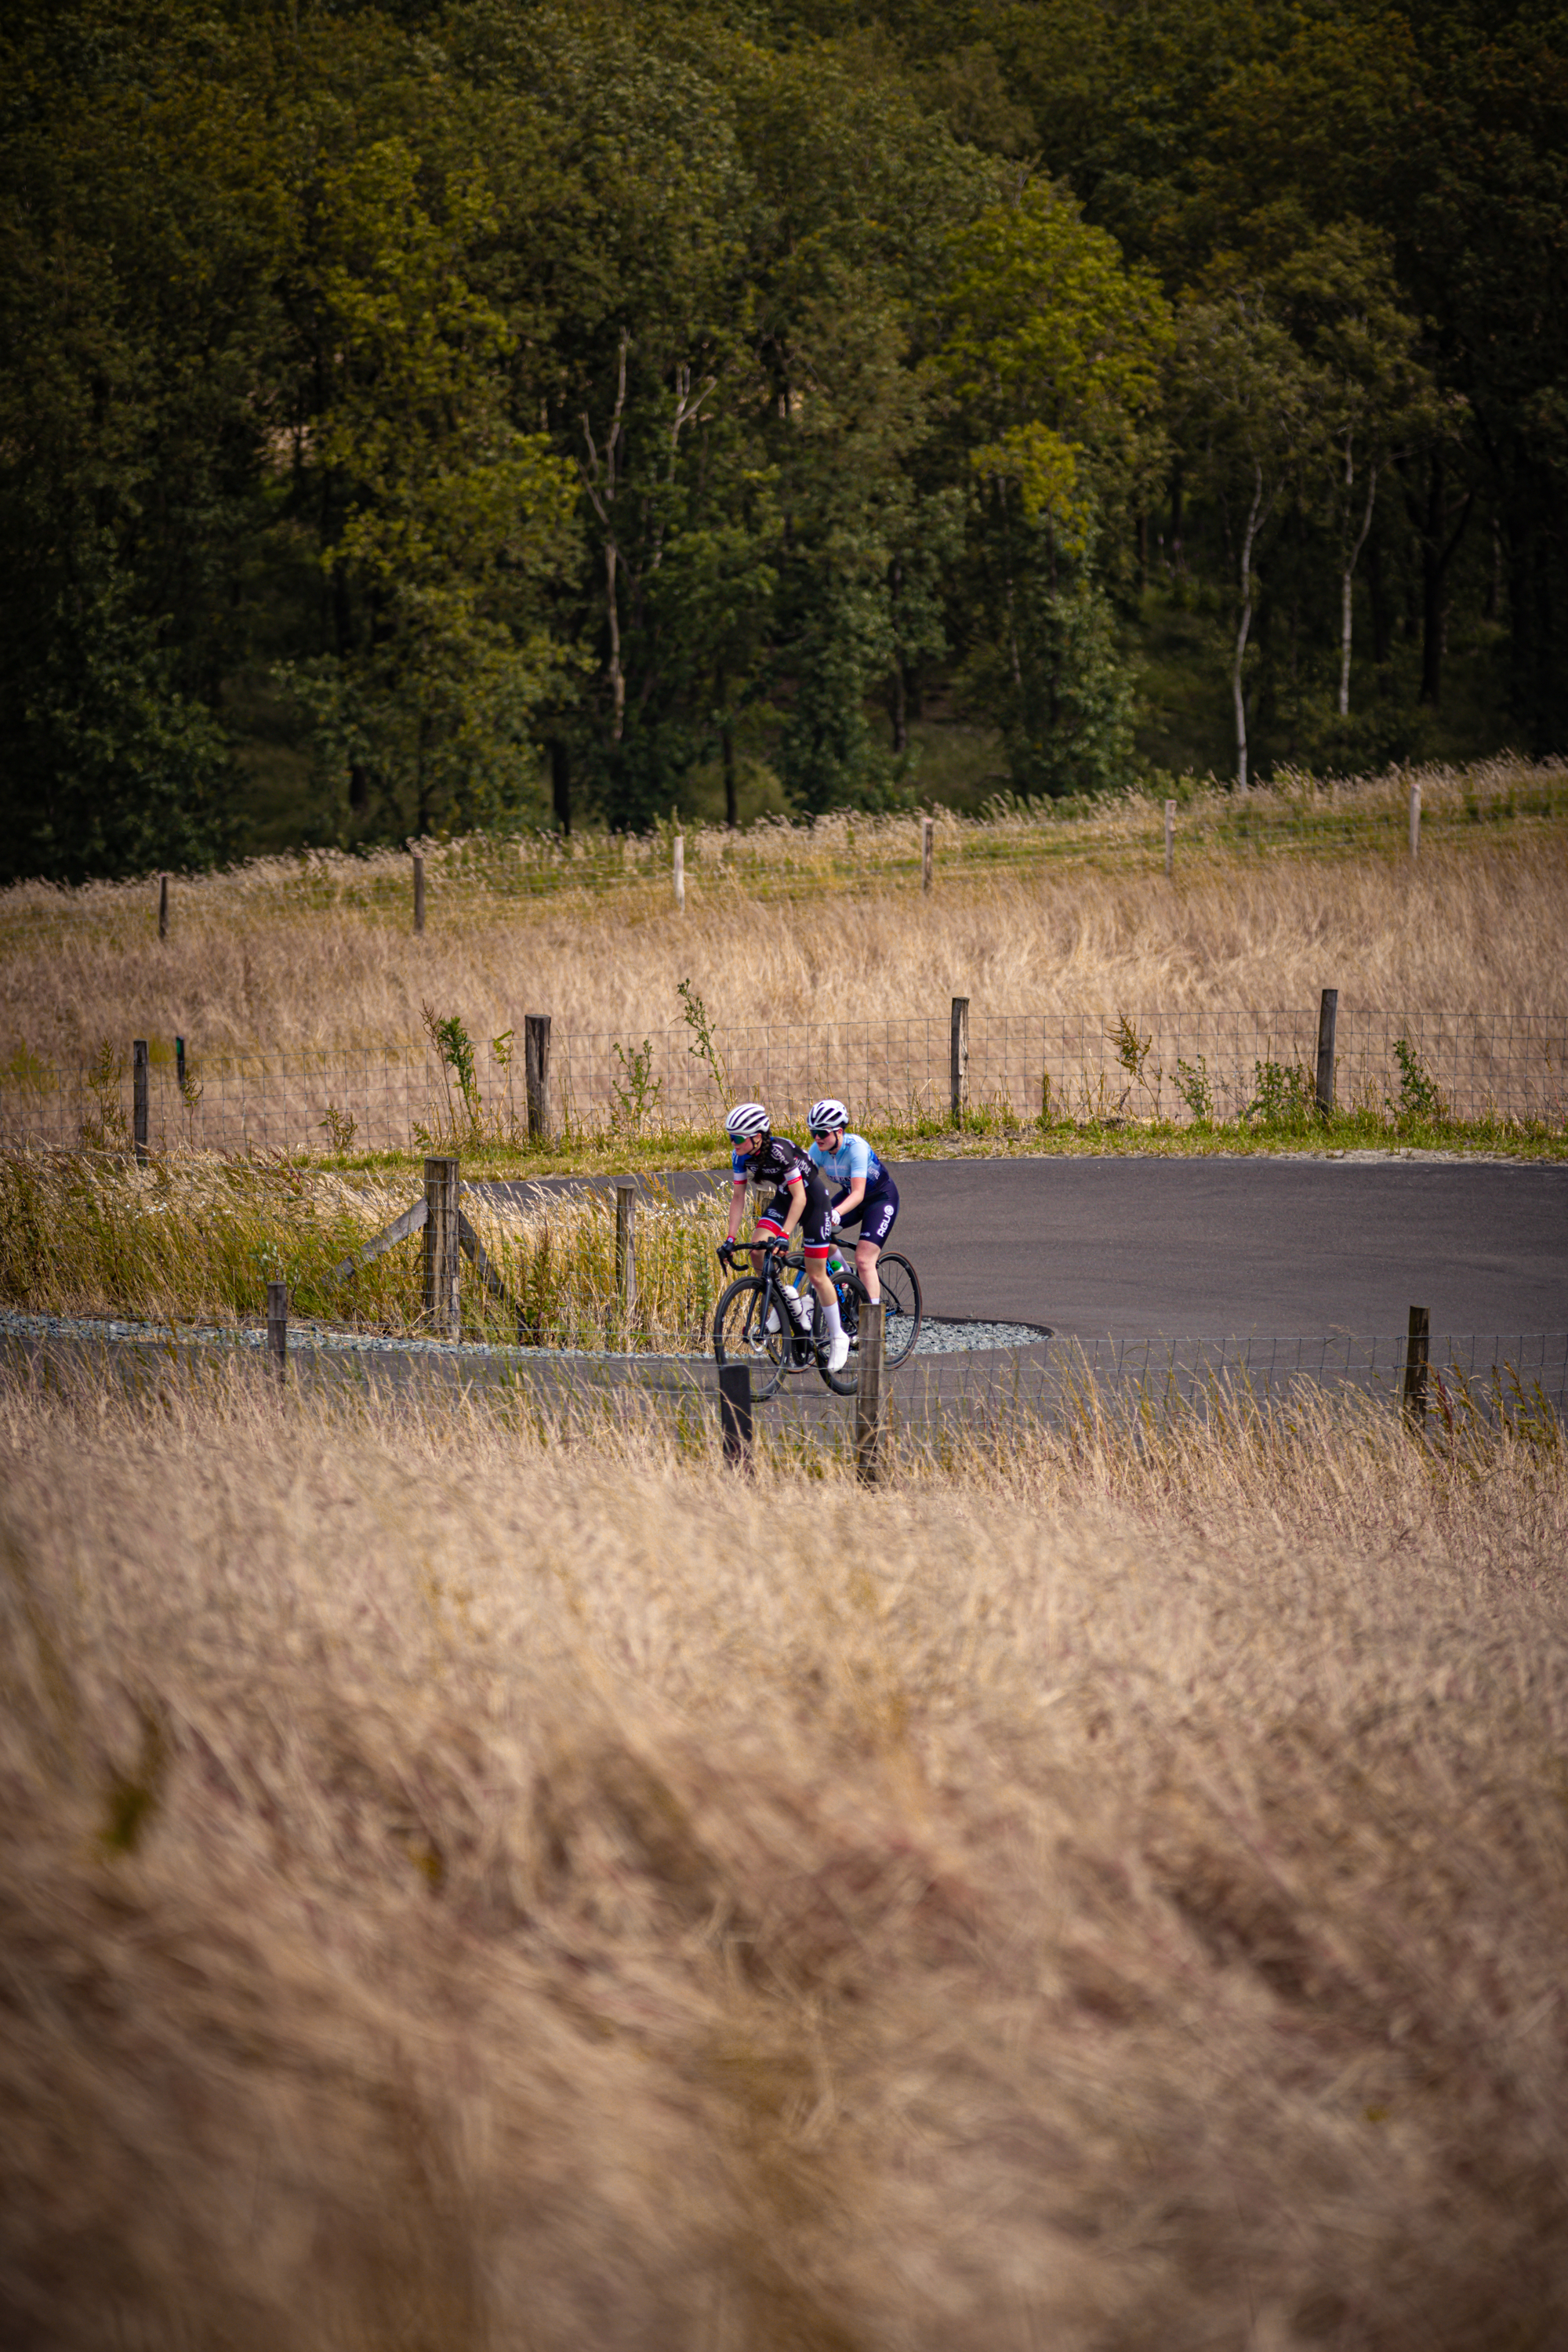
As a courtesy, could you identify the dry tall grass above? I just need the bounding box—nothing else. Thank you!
[4,1357,1566,2350]
[2,768,1566,1069]
[0,1153,726,1343]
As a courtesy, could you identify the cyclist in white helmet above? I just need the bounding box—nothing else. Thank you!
[720,1103,849,1372]
[807,1098,899,1305]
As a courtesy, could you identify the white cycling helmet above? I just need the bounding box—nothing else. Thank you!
[725,1102,770,1141]
[808,1097,849,1134]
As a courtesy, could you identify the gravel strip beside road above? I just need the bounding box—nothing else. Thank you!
[0,1309,1047,1363]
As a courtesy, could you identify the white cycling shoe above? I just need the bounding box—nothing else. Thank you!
[826,1330,851,1374]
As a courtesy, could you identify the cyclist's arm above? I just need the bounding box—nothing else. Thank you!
[831,1138,873,1220]
[725,1177,749,1245]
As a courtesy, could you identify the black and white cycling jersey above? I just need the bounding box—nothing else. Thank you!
[731,1134,835,1254]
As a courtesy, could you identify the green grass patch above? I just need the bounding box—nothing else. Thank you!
[313,1100,1568,1184]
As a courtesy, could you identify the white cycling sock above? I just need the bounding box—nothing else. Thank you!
[817,1288,844,1345]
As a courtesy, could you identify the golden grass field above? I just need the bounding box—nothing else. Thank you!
[2,763,1566,1071]
[3,1358,1566,2350]
[5,760,1566,2346]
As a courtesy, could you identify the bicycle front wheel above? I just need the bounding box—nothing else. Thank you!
[877,1252,923,1366]
[713,1275,789,1401]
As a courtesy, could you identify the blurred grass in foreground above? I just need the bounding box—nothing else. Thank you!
[1,1353,1565,2349]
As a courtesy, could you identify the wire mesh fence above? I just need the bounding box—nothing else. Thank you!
[666,1328,1568,1421]
[803,1329,1568,1466]
[6,1314,1563,1451]
[4,1007,1566,1153]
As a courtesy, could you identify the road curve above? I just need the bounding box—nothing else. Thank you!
[483,1156,1568,1341]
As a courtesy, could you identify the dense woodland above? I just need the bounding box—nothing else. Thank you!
[2,0,1564,878]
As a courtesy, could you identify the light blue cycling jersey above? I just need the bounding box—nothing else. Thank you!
[808,1132,888,1194]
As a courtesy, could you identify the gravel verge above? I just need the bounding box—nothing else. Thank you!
[0,1308,1049,1363]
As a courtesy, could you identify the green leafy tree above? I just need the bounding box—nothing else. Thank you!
[1174,286,1324,786]
[937,176,1171,793]
[0,0,284,877]
[454,4,767,829]
[277,136,576,837]
[1392,5,1568,748]
[1273,223,1437,720]
[772,270,938,811]
[725,28,1003,808]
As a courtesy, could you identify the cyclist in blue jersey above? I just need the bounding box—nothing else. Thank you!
[720,1102,849,1372]
[806,1098,898,1305]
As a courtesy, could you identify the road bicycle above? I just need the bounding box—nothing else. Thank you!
[713,1236,924,1399]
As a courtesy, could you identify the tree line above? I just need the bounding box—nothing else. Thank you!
[2,0,1563,879]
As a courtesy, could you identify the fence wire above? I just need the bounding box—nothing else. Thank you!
[5,1007,1566,1154]
[655,1329,1568,1414]
[596,1328,1568,1461]
[7,1317,1561,1461]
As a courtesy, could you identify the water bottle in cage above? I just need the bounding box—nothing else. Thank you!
[786,1270,815,1329]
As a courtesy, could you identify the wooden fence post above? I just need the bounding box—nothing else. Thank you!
[855,1300,886,1486]
[423,1156,461,1337]
[413,851,426,933]
[1408,782,1421,860]
[524,1014,552,1141]
[158,873,169,940]
[1403,1304,1429,1432]
[921,814,935,894]
[615,1178,637,1323]
[175,1036,186,1096]
[132,1039,149,1166]
[1164,798,1175,880]
[949,996,969,1126]
[1315,987,1338,1119]
[719,1360,753,1472]
[673,831,686,912]
[267,1279,289,1388]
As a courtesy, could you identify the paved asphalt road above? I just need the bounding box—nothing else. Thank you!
[490,1157,1568,1339]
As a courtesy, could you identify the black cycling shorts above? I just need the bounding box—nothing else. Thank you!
[754,1176,835,1256]
[833,1178,898,1249]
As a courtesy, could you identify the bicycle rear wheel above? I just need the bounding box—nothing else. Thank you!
[713,1274,790,1401]
[876,1251,923,1366]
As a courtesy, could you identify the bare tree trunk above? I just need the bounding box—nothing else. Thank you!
[1339,445,1377,718]
[1233,463,1269,791]
[602,538,623,739]
[579,332,631,743]
[549,737,572,836]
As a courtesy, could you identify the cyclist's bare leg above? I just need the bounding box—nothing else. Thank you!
[854,1236,881,1302]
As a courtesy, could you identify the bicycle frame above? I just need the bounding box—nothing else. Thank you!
[732,1239,846,1359]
